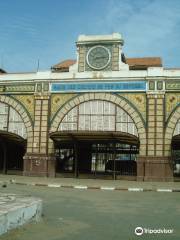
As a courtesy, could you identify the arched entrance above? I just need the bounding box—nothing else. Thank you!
[0,101,27,175]
[172,119,180,178]
[50,99,142,180]
[165,105,180,180]
[0,131,26,174]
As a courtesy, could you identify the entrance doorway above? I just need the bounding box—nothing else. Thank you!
[52,131,139,180]
[0,131,26,175]
[52,99,140,179]
[172,134,180,179]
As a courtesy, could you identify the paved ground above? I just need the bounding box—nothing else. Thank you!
[0,182,180,239]
[0,174,180,191]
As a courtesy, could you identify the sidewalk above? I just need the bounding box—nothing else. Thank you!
[0,174,180,192]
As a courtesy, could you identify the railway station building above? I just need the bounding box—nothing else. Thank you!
[0,33,180,181]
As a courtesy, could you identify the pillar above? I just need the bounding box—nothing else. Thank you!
[24,93,54,177]
[143,93,173,181]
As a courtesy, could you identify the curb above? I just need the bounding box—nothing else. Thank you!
[3,181,180,193]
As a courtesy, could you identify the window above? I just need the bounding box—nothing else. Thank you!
[0,102,27,139]
[174,119,180,136]
[59,100,138,136]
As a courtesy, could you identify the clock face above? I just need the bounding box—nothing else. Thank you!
[86,46,111,70]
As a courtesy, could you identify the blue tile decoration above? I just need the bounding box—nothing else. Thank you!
[51,81,146,92]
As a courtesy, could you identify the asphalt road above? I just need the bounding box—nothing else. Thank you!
[0,184,180,240]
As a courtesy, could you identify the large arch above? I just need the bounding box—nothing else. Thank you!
[164,105,180,156]
[0,95,34,174]
[0,95,33,151]
[50,93,147,155]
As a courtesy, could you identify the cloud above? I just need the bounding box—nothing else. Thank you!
[1,0,180,71]
[102,0,180,66]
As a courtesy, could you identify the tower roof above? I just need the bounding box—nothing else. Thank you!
[51,57,162,72]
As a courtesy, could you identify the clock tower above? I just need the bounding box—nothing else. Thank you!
[76,33,128,72]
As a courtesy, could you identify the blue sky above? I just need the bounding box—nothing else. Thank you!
[0,0,180,72]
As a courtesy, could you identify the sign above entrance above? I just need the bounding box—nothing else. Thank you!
[51,81,146,92]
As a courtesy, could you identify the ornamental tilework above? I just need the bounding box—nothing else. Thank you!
[149,81,155,90]
[0,86,5,92]
[51,93,77,120]
[118,93,146,121]
[166,93,180,120]
[5,84,35,92]
[14,95,35,120]
[166,81,180,90]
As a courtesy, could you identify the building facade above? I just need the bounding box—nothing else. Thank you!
[0,33,180,181]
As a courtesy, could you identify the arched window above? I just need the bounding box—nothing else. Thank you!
[0,102,27,139]
[173,119,180,136]
[58,100,138,136]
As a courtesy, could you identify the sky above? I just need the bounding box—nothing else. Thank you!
[0,0,180,72]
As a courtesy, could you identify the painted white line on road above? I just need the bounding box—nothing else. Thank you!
[128,188,143,192]
[100,187,115,191]
[157,189,172,192]
[48,184,61,188]
[74,185,88,189]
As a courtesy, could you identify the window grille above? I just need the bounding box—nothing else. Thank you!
[59,100,138,136]
[0,102,27,139]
